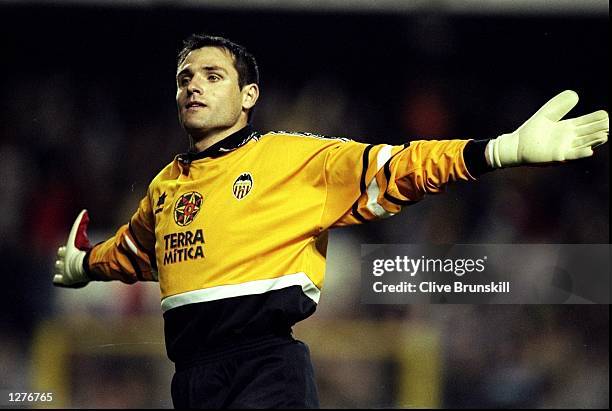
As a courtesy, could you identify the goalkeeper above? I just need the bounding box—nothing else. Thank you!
[52,33,608,408]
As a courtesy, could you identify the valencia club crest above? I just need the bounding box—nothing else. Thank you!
[233,173,254,200]
[174,191,203,226]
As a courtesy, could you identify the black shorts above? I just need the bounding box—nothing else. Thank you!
[171,335,320,409]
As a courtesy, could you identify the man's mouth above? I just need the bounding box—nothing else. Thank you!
[186,101,206,110]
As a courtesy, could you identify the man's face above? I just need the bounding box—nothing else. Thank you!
[176,47,244,135]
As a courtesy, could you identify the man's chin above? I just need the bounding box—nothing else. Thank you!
[182,121,210,135]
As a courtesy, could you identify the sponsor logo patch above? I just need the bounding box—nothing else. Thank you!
[233,173,254,200]
[174,191,203,226]
[163,229,205,264]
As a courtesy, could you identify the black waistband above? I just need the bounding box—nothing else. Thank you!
[174,332,295,371]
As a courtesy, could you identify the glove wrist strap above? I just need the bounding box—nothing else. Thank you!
[67,250,89,283]
[488,132,519,168]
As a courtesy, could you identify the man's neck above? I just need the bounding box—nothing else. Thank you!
[190,121,248,153]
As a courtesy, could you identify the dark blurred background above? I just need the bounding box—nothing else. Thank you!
[0,1,608,408]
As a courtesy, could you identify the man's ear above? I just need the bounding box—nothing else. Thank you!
[242,83,259,111]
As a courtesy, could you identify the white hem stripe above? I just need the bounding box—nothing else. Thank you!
[161,272,320,312]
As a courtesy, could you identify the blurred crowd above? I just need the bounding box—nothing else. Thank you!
[0,5,608,408]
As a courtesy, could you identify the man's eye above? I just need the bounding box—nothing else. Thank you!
[208,74,221,81]
[179,77,190,86]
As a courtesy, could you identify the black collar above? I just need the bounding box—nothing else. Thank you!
[178,124,259,162]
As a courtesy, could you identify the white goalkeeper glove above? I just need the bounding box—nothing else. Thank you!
[486,90,609,168]
[53,209,92,288]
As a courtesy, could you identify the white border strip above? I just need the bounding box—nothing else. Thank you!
[366,145,395,218]
[376,145,393,171]
[18,1,606,16]
[161,272,320,312]
[124,234,139,255]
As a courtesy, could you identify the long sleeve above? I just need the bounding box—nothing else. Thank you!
[86,195,158,283]
[323,139,475,227]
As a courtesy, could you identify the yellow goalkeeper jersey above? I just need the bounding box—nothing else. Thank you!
[86,125,476,362]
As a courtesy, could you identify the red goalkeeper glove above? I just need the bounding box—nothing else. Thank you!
[52,209,92,288]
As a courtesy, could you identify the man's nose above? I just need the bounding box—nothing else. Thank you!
[187,83,201,95]
[187,74,204,94]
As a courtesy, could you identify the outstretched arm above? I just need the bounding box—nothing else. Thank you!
[53,196,157,288]
[325,139,475,227]
[325,90,608,227]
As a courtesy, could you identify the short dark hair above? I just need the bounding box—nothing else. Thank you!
[177,33,259,89]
